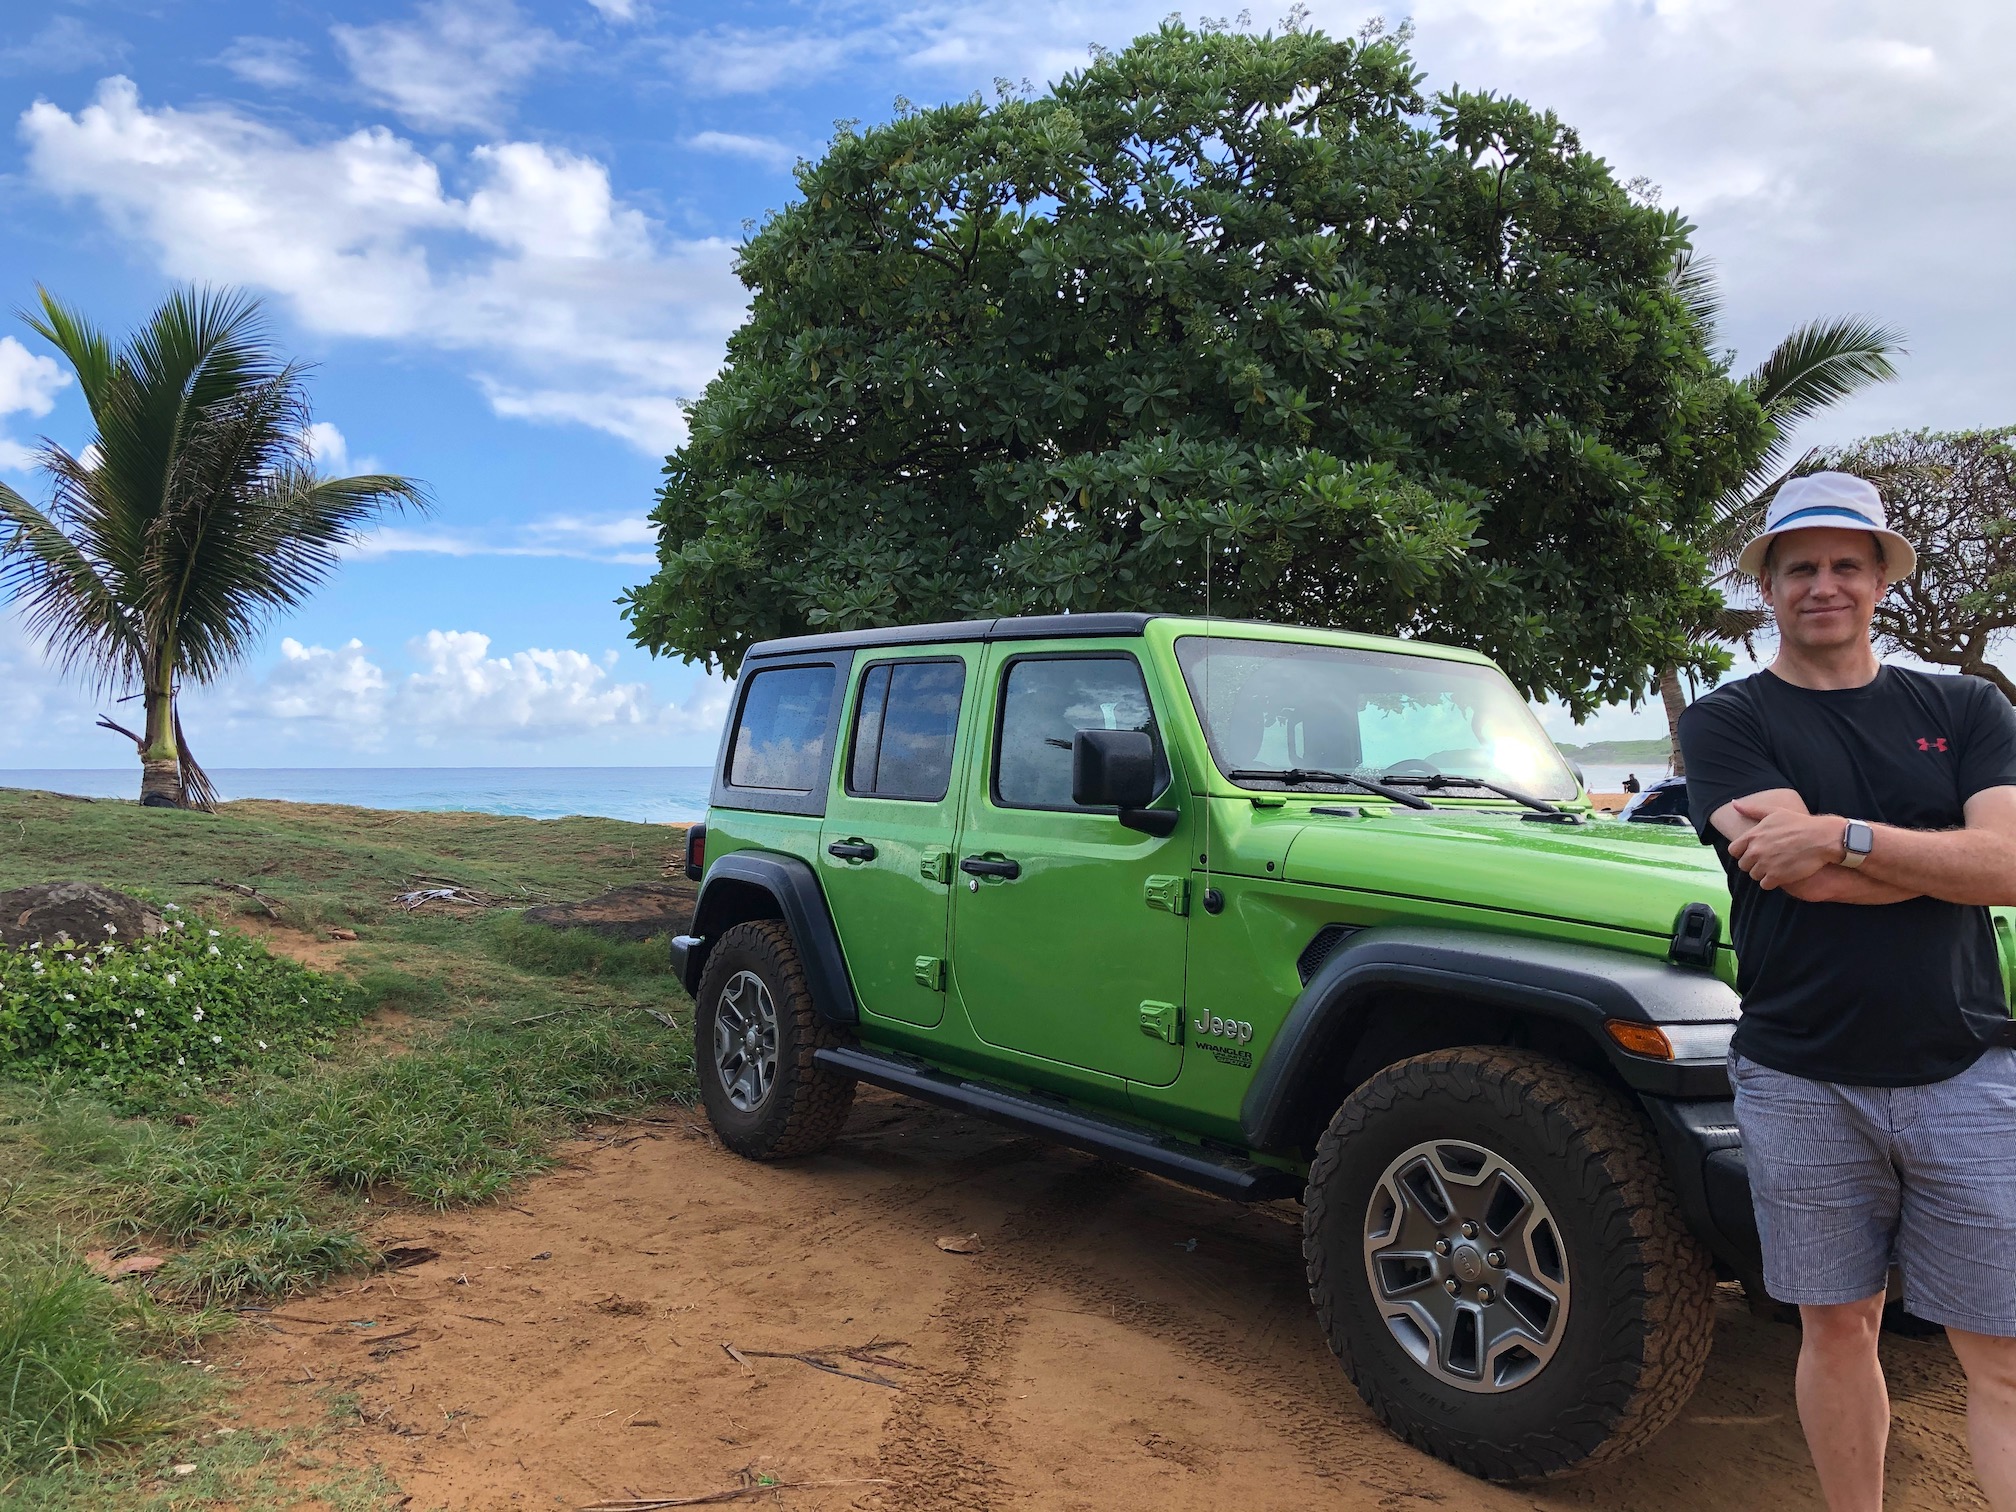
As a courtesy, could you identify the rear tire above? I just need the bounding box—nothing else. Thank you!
[1303,1047,1715,1480]
[695,920,855,1159]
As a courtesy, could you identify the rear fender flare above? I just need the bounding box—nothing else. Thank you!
[681,851,858,1025]
[1239,925,1738,1153]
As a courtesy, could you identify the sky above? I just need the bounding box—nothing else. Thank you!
[0,0,2010,769]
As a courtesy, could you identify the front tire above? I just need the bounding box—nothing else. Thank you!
[695,920,855,1160]
[1303,1047,1715,1480]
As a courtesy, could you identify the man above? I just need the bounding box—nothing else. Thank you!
[1679,470,2016,1512]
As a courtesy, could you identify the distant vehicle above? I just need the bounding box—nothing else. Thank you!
[1620,775,1691,826]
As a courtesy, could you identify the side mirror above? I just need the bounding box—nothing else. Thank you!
[1072,729,1178,837]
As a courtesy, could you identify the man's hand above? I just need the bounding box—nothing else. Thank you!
[1727,799,1848,889]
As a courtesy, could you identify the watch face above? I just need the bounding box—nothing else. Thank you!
[1847,821,1874,855]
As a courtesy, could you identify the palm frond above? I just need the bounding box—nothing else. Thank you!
[1745,316,1906,429]
[1668,250,1722,341]
[0,477,139,686]
[18,287,115,415]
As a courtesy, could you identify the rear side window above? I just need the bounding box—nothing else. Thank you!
[728,665,838,791]
[994,655,1164,811]
[848,660,966,801]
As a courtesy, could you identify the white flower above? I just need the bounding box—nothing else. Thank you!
[134,1006,145,1017]
[163,904,177,911]
[206,945,220,957]
[191,1009,203,1022]
[210,1034,221,1044]
[176,1056,184,1066]
[61,992,75,1002]
[27,941,39,952]
[257,1040,267,1051]
[164,974,177,987]
[298,996,308,1005]
[207,929,220,938]
[172,920,184,930]
[100,1041,107,1049]
[104,923,118,935]
[108,975,118,984]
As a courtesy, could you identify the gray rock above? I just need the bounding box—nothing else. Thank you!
[521,881,696,943]
[0,882,168,949]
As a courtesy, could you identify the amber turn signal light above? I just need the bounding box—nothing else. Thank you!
[1604,1020,1674,1060]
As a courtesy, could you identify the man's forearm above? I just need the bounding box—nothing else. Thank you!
[1785,865,1920,906]
[1858,822,2016,906]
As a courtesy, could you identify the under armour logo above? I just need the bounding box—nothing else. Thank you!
[1917,736,1949,753]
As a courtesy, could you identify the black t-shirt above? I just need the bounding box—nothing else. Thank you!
[1679,665,2016,1086]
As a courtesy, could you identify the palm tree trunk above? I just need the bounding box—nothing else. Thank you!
[138,642,183,807]
[1658,665,1689,777]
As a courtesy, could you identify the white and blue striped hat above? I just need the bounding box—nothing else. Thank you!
[1736,471,1916,579]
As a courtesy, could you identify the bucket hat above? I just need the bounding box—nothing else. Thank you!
[1735,471,1916,579]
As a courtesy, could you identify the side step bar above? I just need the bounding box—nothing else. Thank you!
[814,1044,1301,1203]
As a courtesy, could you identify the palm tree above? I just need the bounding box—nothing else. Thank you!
[1656,256,1904,774]
[0,286,426,808]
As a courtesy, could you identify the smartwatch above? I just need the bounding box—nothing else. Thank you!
[1841,819,1875,869]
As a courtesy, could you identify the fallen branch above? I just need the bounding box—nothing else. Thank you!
[176,878,284,917]
[581,1479,890,1511]
[724,1339,915,1390]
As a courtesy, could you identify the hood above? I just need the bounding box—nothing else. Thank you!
[1281,810,1731,942]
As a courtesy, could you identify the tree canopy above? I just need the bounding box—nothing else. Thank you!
[622,21,1766,713]
[1824,428,2016,704]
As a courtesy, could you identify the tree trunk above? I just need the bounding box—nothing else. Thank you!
[1658,665,1689,777]
[137,642,184,808]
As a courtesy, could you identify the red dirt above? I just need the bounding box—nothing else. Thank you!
[220,1090,1988,1512]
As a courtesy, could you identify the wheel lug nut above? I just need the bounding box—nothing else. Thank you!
[1487,1250,1505,1268]
[1476,1286,1494,1304]
[1444,1279,1460,1295]
[1433,1239,1451,1256]
[1460,1222,1478,1239]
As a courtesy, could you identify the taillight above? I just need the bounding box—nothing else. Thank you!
[684,822,707,882]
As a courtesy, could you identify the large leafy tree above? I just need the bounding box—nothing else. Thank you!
[624,21,1767,712]
[0,287,426,808]
[1823,428,2016,703]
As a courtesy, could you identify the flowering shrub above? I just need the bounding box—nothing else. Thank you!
[0,911,357,1099]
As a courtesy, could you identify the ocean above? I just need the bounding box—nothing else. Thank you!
[0,768,716,825]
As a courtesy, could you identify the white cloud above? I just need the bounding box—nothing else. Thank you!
[586,0,643,20]
[352,512,658,565]
[21,78,743,454]
[304,421,348,471]
[229,629,724,747]
[0,335,70,475]
[0,17,126,77]
[685,130,798,170]
[218,37,312,89]
[333,0,562,133]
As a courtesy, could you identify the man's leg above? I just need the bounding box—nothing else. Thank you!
[1945,1326,2016,1507]
[1797,1294,1890,1512]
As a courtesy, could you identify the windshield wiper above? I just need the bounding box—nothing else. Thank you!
[1377,772,1562,816]
[1223,768,1436,810]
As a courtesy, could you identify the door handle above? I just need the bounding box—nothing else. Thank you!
[827,840,877,862]
[959,855,1021,880]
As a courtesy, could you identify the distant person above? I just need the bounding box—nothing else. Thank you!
[1622,772,1641,794]
[1678,471,2016,1512]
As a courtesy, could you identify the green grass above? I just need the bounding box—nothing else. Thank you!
[0,788,697,1506]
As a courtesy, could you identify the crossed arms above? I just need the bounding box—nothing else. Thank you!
[1710,786,2016,906]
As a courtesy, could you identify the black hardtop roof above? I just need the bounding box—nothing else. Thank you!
[744,612,1155,661]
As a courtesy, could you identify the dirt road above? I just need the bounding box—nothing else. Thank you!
[229,1089,1986,1511]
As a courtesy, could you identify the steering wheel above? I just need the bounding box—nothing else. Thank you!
[1382,759,1441,777]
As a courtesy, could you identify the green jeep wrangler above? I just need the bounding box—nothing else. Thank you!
[671,613,1758,1480]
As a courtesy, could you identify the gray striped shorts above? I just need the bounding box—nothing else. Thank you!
[1730,1046,2016,1334]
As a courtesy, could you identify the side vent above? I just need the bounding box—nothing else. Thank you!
[1297,924,1360,985]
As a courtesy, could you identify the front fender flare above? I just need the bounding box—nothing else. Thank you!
[1239,925,1738,1153]
[680,850,858,1026]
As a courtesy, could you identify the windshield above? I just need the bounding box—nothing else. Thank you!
[1174,637,1580,803]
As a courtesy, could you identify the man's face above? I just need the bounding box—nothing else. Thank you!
[1759,526,1889,653]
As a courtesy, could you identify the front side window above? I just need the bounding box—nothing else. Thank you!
[848,659,966,801]
[728,664,837,791]
[1175,637,1577,802]
[994,655,1165,811]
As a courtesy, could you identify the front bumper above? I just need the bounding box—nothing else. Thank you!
[1639,1095,1760,1279]
[669,933,702,993]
